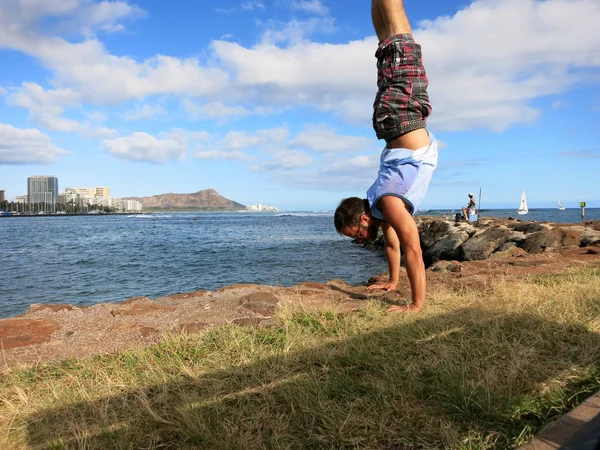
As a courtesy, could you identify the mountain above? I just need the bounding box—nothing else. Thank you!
[124,189,245,211]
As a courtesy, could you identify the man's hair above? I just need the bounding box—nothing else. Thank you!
[334,197,370,233]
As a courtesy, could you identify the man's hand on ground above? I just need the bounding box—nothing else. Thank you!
[367,281,397,291]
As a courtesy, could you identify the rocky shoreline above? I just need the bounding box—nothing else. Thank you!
[1,217,599,372]
[366,216,600,266]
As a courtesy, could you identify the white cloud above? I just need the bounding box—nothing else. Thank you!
[87,110,107,122]
[222,127,289,151]
[13,0,80,20]
[291,1,329,16]
[0,123,68,164]
[194,149,253,162]
[181,99,251,121]
[260,17,336,45]
[84,125,118,139]
[417,0,600,131]
[2,0,600,136]
[102,131,188,163]
[124,103,166,121]
[8,82,81,131]
[242,1,265,11]
[252,149,313,172]
[3,0,144,36]
[291,126,374,153]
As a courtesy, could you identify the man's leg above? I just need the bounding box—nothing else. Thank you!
[371,0,412,42]
[371,0,431,150]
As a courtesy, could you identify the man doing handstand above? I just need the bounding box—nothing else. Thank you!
[334,0,438,313]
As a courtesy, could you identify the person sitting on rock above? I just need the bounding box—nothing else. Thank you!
[462,193,477,221]
[334,0,438,313]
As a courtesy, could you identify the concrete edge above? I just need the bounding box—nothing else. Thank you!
[517,391,600,450]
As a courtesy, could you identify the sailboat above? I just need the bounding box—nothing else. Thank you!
[558,199,566,211]
[517,190,528,215]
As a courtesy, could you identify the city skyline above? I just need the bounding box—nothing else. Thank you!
[1,0,599,211]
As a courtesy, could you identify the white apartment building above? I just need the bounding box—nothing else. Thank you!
[121,199,143,212]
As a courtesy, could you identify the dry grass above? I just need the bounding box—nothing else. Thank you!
[0,263,599,449]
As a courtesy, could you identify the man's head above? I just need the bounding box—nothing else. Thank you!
[334,197,379,243]
[468,192,474,198]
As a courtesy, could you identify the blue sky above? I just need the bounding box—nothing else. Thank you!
[1,0,599,211]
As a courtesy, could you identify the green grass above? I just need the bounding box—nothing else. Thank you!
[1,263,599,449]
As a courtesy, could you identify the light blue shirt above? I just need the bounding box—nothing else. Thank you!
[367,133,438,220]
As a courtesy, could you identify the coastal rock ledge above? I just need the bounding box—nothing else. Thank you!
[412,217,600,266]
[0,218,599,371]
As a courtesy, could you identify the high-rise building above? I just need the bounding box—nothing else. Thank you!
[95,186,110,198]
[68,186,110,198]
[0,190,5,203]
[28,176,58,206]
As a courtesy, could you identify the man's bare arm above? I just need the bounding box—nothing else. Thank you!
[377,195,425,312]
[368,223,400,291]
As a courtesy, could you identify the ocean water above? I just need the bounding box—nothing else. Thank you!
[0,212,388,318]
[0,208,597,319]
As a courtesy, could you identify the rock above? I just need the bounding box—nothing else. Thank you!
[508,222,546,233]
[581,230,600,247]
[0,319,59,350]
[508,231,527,244]
[111,302,176,317]
[165,290,208,301]
[430,260,462,273]
[424,228,471,265]
[497,242,518,251]
[120,296,152,305]
[297,282,330,291]
[419,219,476,248]
[27,304,76,314]
[418,218,452,248]
[583,220,600,231]
[491,245,528,259]
[107,323,160,337]
[561,229,582,247]
[521,228,582,254]
[240,292,280,317]
[461,227,512,261]
[217,284,262,292]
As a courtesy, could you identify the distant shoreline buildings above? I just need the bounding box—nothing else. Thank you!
[0,176,142,213]
[246,203,279,212]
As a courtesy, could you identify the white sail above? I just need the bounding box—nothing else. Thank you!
[558,199,565,210]
[517,190,528,215]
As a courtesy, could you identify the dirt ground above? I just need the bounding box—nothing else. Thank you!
[1,246,599,372]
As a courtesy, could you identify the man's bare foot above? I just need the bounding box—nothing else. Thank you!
[386,304,422,313]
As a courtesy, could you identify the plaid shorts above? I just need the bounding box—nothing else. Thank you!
[373,34,432,142]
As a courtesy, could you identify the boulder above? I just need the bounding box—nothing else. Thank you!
[461,227,512,261]
[424,228,471,265]
[490,245,528,259]
[240,292,280,317]
[508,222,546,233]
[419,219,454,248]
[521,228,582,254]
[508,231,527,244]
[429,260,462,273]
[581,229,600,247]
